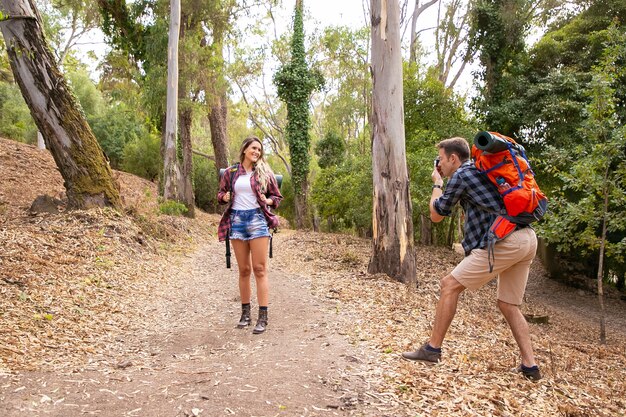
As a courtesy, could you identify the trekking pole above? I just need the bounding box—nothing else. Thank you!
[225,231,231,268]
[269,233,273,259]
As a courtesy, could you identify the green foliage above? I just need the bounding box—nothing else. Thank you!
[0,38,37,142]
[469,0,533,131]
[276,174,295,225]
[315,131,345,169]
[403,64,475,245]
[537,23,626,286]
[0,82,37,143]
[158,199,189,216]
[121,129,161,181]
[0,36,12,82]
[90,102,152,169]
[193,155,220,213]
[311,154,372,236]
[67,69,104,118]
[273,2,325,219]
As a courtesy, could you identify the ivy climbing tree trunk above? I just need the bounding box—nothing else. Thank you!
[274,0,324,229]
[369,0,417,284]
[0,0,121,209]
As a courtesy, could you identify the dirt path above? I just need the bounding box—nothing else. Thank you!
[0,240,377,417]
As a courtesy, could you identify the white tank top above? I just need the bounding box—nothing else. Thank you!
[232,172,260,210]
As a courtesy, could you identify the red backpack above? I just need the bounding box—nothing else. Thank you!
[472,131,548,270]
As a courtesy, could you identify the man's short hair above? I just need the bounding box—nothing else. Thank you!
[437,137,470,162]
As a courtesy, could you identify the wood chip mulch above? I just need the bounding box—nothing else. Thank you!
[272,230,626,417]
[1,137,625,416]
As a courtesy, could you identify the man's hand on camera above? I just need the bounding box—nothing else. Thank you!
[432,168,444,188]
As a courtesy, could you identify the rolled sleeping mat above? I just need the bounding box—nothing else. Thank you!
[474,131,510,153]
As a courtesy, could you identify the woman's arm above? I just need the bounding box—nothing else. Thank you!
[217,170,231,205]
[264,175,283,208]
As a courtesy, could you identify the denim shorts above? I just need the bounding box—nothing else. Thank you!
[229,208,271,241]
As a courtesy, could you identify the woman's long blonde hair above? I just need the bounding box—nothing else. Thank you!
[239,136,273,192]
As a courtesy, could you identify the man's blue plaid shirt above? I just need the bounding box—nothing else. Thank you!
[433,160,504,256]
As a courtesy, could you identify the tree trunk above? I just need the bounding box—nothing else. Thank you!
[0,0,121,209]
[294,178,310,229]
[206,23,230,171]
[420,214,432,245]
[596,170,609,344]
[179,107,195,217]
[368,0,417,285]
[163,0,182,201]
[209,93,229,170]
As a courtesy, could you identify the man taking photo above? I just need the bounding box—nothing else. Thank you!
[402,137,542,381]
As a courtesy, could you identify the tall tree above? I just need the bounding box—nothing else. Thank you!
[407,0,439,64]
[0,0,121,209]
[163,0,183,206]
[274,0,324,229]
[203,0,233,173]
[469,0,530,129]
[434,0,473,89]
[369,0,417,284]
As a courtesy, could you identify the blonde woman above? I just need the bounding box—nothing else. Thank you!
[217,136,283,334]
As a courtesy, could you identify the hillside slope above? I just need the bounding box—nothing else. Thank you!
[0,137,217,371]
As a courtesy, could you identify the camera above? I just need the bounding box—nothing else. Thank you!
[434,158,440,167]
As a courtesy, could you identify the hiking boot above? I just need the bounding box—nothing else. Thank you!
[252,309,268,334]
[515,364,542,381]
[236,304,251,329]
[402,343,441,363]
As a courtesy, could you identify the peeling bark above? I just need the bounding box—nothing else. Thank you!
[369,0,417,285]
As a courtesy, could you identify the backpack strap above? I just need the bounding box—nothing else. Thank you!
[486,216,517,273]
[225,163,239,269]
[269,232,273,258]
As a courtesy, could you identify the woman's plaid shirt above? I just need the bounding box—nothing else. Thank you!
[217,164,283,242]
[433,160,504,256]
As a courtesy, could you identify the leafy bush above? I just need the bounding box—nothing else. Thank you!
[0,82,37,143]
[315,130,345,168]
[193,155,220,213]
[90,103,155,169]
[158,199,188,216]
[312,155,372,236]
[403,63,475,245]
[122,130,161,181]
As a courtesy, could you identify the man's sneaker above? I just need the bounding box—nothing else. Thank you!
[515,364,542,381]
[401,343,441,363]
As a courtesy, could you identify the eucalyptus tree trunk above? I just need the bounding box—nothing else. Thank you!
[179,107,195,217]
[0,0,121,209]
[369,0,417,284]
[163,0,182,202]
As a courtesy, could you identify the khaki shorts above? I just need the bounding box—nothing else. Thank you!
[451,227,537,305]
